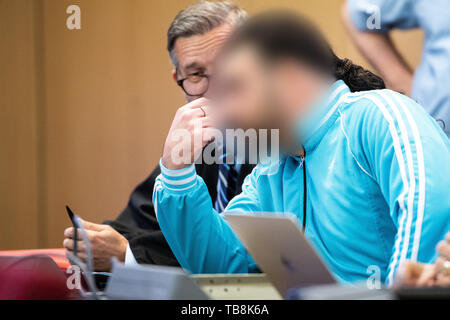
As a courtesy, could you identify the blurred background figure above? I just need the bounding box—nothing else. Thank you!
[342,0,450,137]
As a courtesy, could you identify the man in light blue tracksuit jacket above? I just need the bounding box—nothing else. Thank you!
[153,13,450,286]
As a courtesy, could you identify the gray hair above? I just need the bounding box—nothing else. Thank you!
[167,1,247,66]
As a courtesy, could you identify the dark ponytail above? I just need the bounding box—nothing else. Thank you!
[333,55,385,91]
[226,11,385,92]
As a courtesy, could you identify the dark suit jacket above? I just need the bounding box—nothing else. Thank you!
[104,162,255,266]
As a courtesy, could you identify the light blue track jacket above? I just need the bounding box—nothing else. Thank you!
[153,80,450,285]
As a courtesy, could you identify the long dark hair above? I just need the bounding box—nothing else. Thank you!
[225,11,385,92]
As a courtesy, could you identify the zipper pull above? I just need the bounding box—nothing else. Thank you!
[301,148,307,233]
[300,148,306,165]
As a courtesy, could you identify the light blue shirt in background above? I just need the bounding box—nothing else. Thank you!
[348,0,450,137]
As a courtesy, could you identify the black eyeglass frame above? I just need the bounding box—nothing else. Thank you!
[176,70,211,97]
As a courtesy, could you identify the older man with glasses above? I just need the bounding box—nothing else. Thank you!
[62,1,254,271]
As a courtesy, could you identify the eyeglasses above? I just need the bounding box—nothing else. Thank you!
[176,71,211,97]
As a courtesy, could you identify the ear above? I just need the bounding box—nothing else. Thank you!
[172,69,177,83]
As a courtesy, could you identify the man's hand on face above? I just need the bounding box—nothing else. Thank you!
[63,219,128,272]
[162,97,217,170]
[396,232,450,287]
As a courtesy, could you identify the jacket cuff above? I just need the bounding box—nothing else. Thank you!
[159,159,197,191]
[124,243,139,265]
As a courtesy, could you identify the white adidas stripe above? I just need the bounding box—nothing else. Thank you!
[377,91,417,270]
[160,162,195,177]
[160,173,196,186]
[153,182,162,220]
[344,91,420,284]
[389,92,426,262]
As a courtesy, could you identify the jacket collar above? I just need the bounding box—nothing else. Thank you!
[296,80,351,153]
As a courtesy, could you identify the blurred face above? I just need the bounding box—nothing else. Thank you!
[211,45,282,132]
[212,44,330,148]
[172,23,234,102]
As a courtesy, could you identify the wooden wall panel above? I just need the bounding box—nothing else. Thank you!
[40,0,187,247]
[0,0,40,249]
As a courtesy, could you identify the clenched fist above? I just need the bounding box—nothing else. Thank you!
[63,219,128,272]
[162,97,218,170]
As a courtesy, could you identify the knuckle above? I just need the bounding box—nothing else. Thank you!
[188,118,196,128]
[437,241,445,252]
[64,227,72,237]
[178,105,188,113]
[180,111,191,121]
[63,239,71,249]
[90,233,98,243]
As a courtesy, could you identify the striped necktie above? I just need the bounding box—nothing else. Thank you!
[215,156,238,213]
